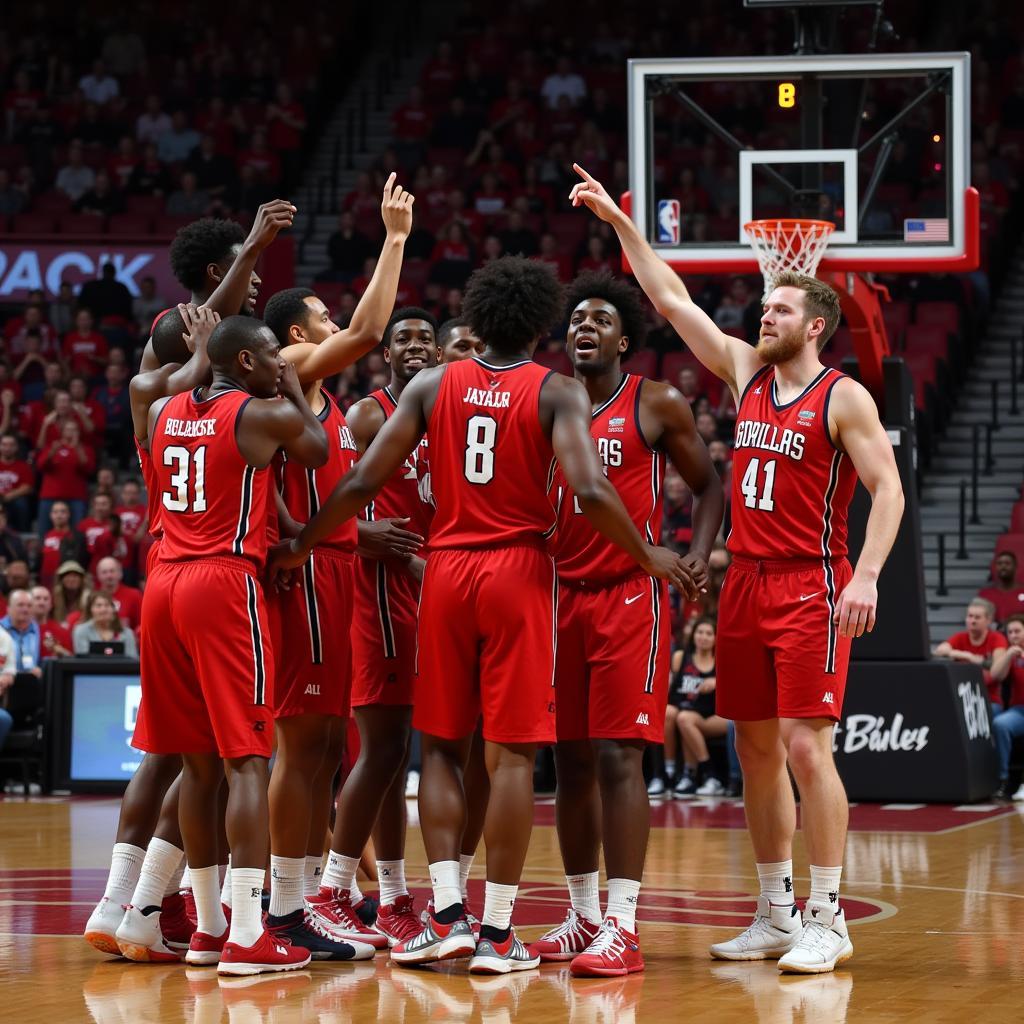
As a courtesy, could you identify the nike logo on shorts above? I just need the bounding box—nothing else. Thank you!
[799,591,824,601]
[625,594,644,605]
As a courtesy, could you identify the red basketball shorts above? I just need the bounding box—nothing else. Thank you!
[269,547,354,719]
[716,556,853,722]
[350,556,419,707]
[133,557,273,758]
[555,574,670,743]
[414,544,556,744]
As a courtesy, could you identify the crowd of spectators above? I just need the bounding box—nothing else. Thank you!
[0,4,356,232]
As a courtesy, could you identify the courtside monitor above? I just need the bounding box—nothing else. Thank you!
[627,52,977,276]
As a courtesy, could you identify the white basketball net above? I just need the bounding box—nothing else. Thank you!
[743,219,835,300]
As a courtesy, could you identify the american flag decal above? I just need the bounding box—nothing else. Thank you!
[904,218,949,242]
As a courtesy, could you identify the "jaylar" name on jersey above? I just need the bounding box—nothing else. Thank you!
[462,386,511,409]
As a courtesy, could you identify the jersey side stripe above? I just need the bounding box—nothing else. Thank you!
[375,561,397,659]
[644,575,661,694]
[245,574,266,705]
[549,556,558,689]
[820,450,843,674]
[232,465,255,556]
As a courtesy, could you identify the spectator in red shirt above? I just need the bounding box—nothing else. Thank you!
[978,551,1024,627]
[52,560,91,629]
[94,555,142,631]
[0,433,34,531]
[532,233,572,282]
[35,390,91,452]
[266,84,306,153]
[991,614,1024,800]
[36,419,94,533]
[39,501,85,586]
[77,493,118,564]
[108,136,140,190]
[5,304,59,357]
[236,128,281,185]
[62,309,109,380]
[19,362,65,439]
[68,376,105,443]
[31,584,72,658]
[393,84,431,142]
[115,479,148,577]
[12,331,52,402]
[934,598,1009,707]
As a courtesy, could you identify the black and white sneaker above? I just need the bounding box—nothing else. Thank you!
[672,775,697,799]
[267,908,375,961]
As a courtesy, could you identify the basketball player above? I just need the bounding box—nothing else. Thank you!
[531,271,724,976]
[85,304,219,961]
[86,201,297,956]
[569,164,904,974]
[269,256,699,974]
[254,175,415,957]
[131,315,360,975]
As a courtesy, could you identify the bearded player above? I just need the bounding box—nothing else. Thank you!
[531,271,723,976]
[570,164,903,974]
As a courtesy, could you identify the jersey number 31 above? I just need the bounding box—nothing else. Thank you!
[162,445,207,513]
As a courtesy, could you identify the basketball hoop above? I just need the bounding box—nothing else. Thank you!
[743,219,835,299]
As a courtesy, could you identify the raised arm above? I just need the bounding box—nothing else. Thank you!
[569,163,761,398]
[545,374,697,596]
[829,378,905,638]
[129,304,218,440]
[285,174,414,383]
[643,379,724,584]
[269,367,437,572]
[990,642,1022,682]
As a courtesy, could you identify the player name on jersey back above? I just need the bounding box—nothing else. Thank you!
[427,357,556,550]
[727,365,856,561]
[163,417,218,438]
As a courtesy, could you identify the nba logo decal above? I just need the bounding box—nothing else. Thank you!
[657,199,680,243]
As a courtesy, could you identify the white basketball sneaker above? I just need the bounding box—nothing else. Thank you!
[777,901,854,974]
[84,897,127,955]
[709,896,802,960]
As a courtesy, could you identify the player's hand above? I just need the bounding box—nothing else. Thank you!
[833,575,877,638]
[681,553,709,594]
[643,544,699,600]
[276,361,305,403]
[267,537,310,585]
[248,199,297,251]
[381,172,414,241]
[358,517,424,560]
[179,302,220,354]
[569,163,624,224]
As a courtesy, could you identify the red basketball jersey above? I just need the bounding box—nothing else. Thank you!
[151,387,271,566]
[727,365,857,560]
[360,386,432,537]
[280,389,358,552]
[135,438,162,538]
[427,357,557,549]
[553,374,664,581]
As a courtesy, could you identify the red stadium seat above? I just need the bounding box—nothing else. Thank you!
[533,350,572,376]
[125,195,165,217]
[914,301,961,331]
[10,212,57,234]
[59,213,105,235]
[1010,501,1024,534]
[33,191,73,215]
[154,215,192,237]
[903,324,950,357]
[881,300,910,347]
[107,214,152,236]
[622,350,658,378]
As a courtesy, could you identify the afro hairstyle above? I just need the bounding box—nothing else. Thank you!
[384,306,438,346]
[168,217,247,293]
[262,287,317,346]
[462,255,564,355]
[564,270,648,360]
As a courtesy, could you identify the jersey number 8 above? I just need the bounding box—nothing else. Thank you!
[162,445,208,513]
[464,414,497,484]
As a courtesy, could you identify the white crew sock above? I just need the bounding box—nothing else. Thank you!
[163,861,185,897]
[229,867,266,948]
[321,850,359,895]
[376,859,409,906]
[269,855,305,918]
[459,853,474,900]
[349,877,364,904]
[101,843,145,905]
[566,871,602,925]
[606,878,641,933]
[481,881,517,932]
[809,864,843,910]
[220,860,232,909]
[190,864,227,937]
[756,860,795,907]
[429,860,462,913]
[180,866,192,892]
[130,838,183,911]
[304,855,323,897]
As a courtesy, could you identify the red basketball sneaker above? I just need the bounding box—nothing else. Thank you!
[160,891,197,951]
[217,929,311,976]
[180,887,197,927]
[373,895,423,947]
[186,926,229,966]
[306,888,388,950]
[529,908,602,962]
[569,917,645,977]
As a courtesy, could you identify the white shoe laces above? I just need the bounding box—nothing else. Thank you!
[585,919,627,958]
[539,908,584,942]
[793,919,840,957]
[732,913,781,950]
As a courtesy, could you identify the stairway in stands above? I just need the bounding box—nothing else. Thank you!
[921,256,1024,645]
[289,4,460,285]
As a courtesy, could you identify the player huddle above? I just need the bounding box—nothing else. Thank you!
[83,164,903,981]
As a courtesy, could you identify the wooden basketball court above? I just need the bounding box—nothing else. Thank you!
[3,794,1022,1022]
